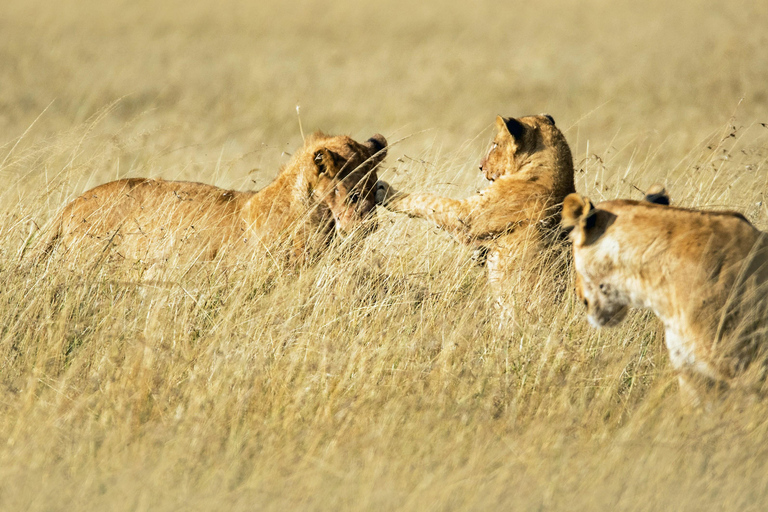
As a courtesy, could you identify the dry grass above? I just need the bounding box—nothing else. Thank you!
[2,0,768,510]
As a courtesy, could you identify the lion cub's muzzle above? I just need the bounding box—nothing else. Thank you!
[335,192,379,238]
[333,134,387,238]
[342,215,379,241]
[587,305,629,328]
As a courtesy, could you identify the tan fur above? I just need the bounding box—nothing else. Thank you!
[376,114,575,311]
[39,132,387,265]
[563,191,768,400]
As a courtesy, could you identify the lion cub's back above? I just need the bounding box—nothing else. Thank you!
[602,200,768,300]
[54,178,252,260]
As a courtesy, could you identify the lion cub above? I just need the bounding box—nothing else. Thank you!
[562,188,768,401]
[39,132,387,266]
[376,114,575,313]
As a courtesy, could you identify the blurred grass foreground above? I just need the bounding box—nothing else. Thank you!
[2,0,768,510]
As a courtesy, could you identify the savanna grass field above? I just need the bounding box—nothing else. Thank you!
[2,0,768,510]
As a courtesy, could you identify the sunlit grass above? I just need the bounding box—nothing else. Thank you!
[2,0,768,510]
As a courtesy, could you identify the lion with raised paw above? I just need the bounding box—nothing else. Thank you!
[376,114,575,316]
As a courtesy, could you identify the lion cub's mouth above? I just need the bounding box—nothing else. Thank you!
[588,306,628,328]
[333,215,378,239]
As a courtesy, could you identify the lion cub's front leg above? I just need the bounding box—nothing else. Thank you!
[375,180,478,245]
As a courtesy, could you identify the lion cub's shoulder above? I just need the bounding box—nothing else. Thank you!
[564,190,757,249]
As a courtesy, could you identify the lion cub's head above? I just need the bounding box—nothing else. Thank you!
[561,187,671,328]
[480,114,572,182]
[304,132,387,237]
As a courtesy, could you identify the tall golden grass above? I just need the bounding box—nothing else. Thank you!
[2,0,768,510]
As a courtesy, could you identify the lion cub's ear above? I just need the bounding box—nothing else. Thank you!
[313,148,338,177]
[561,194,593,229]
[643,184,670,205]
[561,193,597,245]
[540,114,556,126]
[495,115,526,141]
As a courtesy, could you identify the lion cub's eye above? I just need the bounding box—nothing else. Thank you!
[348,191,361,204]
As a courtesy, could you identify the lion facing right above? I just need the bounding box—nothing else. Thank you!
[562,188,768,401]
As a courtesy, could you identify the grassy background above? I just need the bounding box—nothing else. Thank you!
[2,0,768,510]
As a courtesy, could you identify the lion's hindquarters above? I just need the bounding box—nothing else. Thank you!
[48,181,246,264]
[712,235,768,376]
